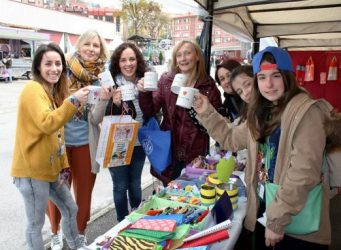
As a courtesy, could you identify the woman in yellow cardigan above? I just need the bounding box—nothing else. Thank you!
[10,43,93,250]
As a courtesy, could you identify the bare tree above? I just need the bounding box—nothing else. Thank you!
[122,0,169,38]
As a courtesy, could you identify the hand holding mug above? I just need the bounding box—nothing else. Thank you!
[73,87,90,104]
[193,92,209,114]
[112,87,122,106]
[99,86,113,101]
[137,78,146,92]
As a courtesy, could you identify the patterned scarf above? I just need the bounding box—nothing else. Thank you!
[67,52,105,94]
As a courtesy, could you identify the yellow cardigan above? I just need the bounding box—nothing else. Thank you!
[11,81,77,182]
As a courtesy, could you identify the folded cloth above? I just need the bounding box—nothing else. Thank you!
[109,235,156,250]
[120,229,175,242]
[143,214,185,226]
[131,218,177,232]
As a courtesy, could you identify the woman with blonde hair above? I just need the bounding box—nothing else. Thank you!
[138,40,222,185]
[47,30,110,249]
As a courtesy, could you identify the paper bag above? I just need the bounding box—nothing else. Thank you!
[327,56,338,81]
[304,56,314,82]
[96,115,138,168]
[295,64,305,86]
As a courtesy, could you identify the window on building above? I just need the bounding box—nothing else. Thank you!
[105,15,113,22]
[215,38,221,43]
[116,16,120,32]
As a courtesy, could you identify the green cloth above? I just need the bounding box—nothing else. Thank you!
[120,229,174,242]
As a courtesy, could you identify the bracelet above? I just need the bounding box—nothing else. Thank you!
[68,95,81,108]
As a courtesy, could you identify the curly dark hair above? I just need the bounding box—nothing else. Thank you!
[109,42,148,80]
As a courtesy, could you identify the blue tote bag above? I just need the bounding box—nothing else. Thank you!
[138,117,172,174]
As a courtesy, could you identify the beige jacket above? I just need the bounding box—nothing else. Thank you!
[198,93,332,245]
[88,99,109,173]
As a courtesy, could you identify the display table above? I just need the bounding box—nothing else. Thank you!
[88,197,247,250]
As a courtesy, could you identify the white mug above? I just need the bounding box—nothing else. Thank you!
[120,84,135,101]
[171,73,187,94]
[176,87,199,109]
[87,86,102,104]
[98,70,114,87]
[144,71,158,91]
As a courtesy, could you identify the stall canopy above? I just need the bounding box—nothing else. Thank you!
[194,0,341,51]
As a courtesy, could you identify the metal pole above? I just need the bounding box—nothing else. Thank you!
[204,0,214,74]
[252,24,260,55]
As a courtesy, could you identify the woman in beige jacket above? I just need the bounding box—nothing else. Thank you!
[194,46,332,250]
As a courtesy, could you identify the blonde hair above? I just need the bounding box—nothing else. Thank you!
[75,30,109,61]
[170,40,207,81]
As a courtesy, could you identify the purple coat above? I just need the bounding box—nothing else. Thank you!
[139,72,222,184]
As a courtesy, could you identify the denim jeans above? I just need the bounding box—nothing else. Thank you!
[14,177,83,250]
[109,146,146,222]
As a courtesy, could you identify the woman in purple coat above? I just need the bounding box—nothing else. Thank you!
[138,40,222,185]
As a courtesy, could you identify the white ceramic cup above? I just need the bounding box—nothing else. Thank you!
[87,86,102,104]
[171,73,187,94]
[120,84,135,101]
[144,71,158,91]
[176,87,199,109]
[98,70,114,87]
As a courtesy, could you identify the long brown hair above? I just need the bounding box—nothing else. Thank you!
[32,43,69,107]
[247,52,304,142]
[170,40,207,81]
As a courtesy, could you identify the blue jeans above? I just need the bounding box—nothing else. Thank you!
[14,177,83,250]
[109,146,146,222]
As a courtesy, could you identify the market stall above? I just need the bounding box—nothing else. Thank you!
[88,152,248,250]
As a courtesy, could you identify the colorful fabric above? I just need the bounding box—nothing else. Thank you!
[131,218,176,232]
[109,235,156,250]
[143,214,185,226]
[120,229,174,242]
[67,53,105,93]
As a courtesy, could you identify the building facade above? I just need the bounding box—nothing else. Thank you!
[171,13,251,60]
[1,0,123,57]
